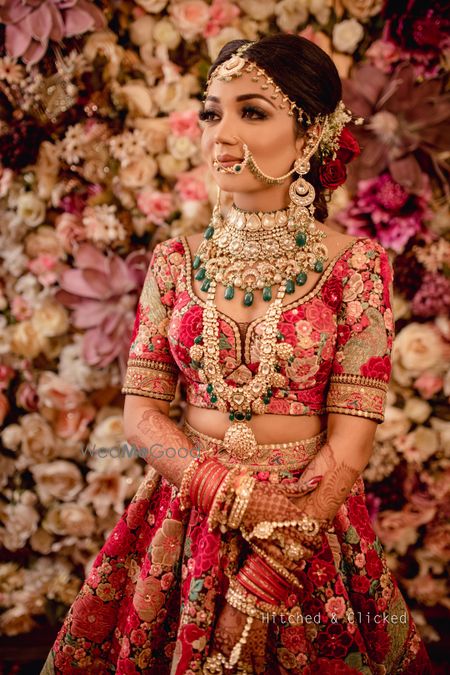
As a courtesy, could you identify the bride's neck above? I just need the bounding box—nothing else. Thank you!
[231,185,290,213]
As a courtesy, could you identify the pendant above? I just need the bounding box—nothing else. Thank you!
[223,421,258,461]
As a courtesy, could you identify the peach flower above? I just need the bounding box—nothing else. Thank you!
[55,212,87,254]
[31,461,83,505]
[169,109,201,139]
[43,503,95,537]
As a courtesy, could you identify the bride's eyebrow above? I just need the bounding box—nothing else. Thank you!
[205,94,277,108]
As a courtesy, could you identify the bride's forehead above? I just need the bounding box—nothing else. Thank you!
[205,69,280,102]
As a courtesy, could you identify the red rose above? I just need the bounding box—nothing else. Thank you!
[190,523,220,575]
[365,548,384,579]
[336,128,361,164]
[360,355,391,381]
[70,593,116,642]
[319,159,347,190]
[351,574,370,594]
[347,495,375,543]
[178,304,203,347]
[321,277,343,311]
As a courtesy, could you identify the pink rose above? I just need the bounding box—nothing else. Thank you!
[169,0,210,41]
[169,110,201,139]
[175,168,208,201]
[414,372,443,398]
[204,0,240,37]
[137,189,174,225]
[55,212,87,254]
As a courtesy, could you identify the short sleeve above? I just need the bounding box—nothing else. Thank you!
[121,242,179,402]
[325,240,395,423]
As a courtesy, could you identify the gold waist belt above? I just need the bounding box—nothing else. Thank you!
[183,421,327,472]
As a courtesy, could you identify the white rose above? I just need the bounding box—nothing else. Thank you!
[17,193,46,228]
[238,0,275,20]
[135,0,168,12]
[30,528,54,554]
[83,31,124,79]
[430,417,450,454]
[412,426,439,462]
[79,470,127,518]
[44,503,95,536]
[2,503,39,551]
[310,0,331,25]
[10,321,49,358]
[393,323,446,381]
[129,16,155,46]
[133,118,170,153]
[119,156,158,189]
[153,17,182,49]
[341,0,383,20]
[158,153,189,177]
[206,26,245,61]
[31,299,69,338]
[403,398,432,424]
[169,0,210,41]
[36,141,60,200]
[332,18,364,54]
[1,424,22,451]
[0,606,37,636]
[274,0,309,32]
[25,225,65,259]
[376,405,411,442]
[31,461,83,505]
[167,134,198,160]
[153,79,189,113]
[20,413,58,462]
[392,293,411,321]
[114,81,154,118]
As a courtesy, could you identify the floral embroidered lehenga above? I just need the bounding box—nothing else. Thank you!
[41,236,433,674]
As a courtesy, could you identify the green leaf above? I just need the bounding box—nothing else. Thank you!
[345,526,360,544]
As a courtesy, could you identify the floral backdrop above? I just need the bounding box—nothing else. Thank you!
[0,0,449,661]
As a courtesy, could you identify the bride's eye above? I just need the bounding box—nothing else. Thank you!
[198,109,219,122]
[241,105,268,120]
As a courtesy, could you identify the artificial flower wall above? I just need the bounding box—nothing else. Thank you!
[0,0,449,652]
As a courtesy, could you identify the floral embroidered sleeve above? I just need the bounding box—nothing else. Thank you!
[121,242,179,402]
[325,239,395,423]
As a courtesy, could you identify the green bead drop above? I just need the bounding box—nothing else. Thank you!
[263,286,272,302]
[195,267,206,281]
[243,291,254,307]
[245,411,252,421]
[263,396,270,405]
[314,260,324,273]
[204,226,214,240]
[201,278,211,292]
[296,232,307,247]
[192,255,201,270]
[286,279,295,294]
[296,272,307,286]
[210,394,218,403]
[206,383,213,394]
[229,412,235,421]
[194,335,203,344]
[235,412,245,421]
[224,285,234,300]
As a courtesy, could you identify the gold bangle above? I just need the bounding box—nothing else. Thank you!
[178,457,202,511]
[207,466,240,532]
[227,475,256,529]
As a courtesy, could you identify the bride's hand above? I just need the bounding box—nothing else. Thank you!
[207,600,268,674]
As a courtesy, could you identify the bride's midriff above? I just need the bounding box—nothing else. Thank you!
[185,404,327,444]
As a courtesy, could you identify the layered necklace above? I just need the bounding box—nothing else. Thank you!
[189,191,329,462]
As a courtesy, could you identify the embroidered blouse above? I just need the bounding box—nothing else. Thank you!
[121,235,395,423]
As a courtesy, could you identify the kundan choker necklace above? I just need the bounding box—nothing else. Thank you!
[192,188,328,307]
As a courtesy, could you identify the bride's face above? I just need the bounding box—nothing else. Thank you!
[199,68,304,196]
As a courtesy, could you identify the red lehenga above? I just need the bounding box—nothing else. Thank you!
[42,236,433,674]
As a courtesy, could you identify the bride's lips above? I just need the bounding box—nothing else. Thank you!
[215,155,243,167]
